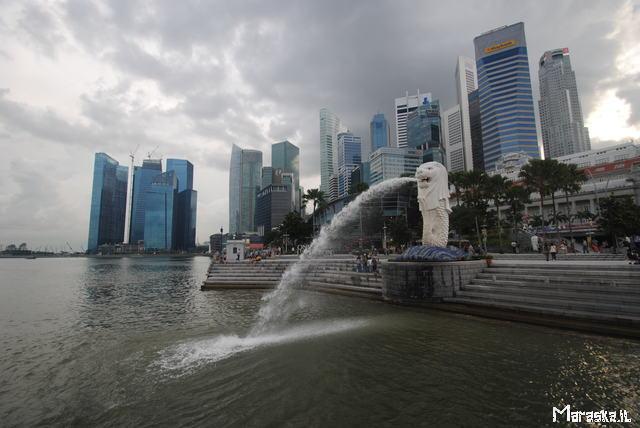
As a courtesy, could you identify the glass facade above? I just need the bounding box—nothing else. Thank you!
[272,141,300,188]
[166,159,193,192]
[370,113,390,152]
[468,89,485,170]
[369,147,422,186]
[474,22,540,170]
[406,100,445,165]
[166,159,197,251]
[337,132,362,198]
[319,108,341,195]
[87,153,128,252]
[229,146,262,234]
[144,171,178,250]
[130,159,162,243]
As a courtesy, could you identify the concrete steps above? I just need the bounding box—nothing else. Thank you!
[491,253,627,261]
[446,263,640,328]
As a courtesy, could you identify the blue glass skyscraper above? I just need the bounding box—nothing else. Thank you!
[228,144,262,234]
[166,158,197,251]
[406,99,445,165]
[370,113,390,152]
[474,22,540,170]
[130,158,162,243]
[87,153,128,252]
[144,171,178,250]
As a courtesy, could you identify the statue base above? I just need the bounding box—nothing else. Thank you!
[382,246,482,304]
[394,245,469,262]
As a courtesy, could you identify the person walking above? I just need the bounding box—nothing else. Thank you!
[543,242,551,262]
[550,243,558,261]
[511,240,517,253]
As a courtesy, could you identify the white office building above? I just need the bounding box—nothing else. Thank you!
[319,108,343,195]
[443,105,464,172]
[395,91,432,148]
[557,141,639,168]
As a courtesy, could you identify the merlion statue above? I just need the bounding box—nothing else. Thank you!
[415,161,451,247]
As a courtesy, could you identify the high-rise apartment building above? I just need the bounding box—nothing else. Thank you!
[144,171,178,251]
[336,132,362,199]
[228,144,262,234]
[87,153,128,252]
[166,159,197,251]
[319,108,342,195]
[130,158,162,243]
[370,113,391,152]
[395,92,432,148]
[406,99,445,165]
[538,48,591,159]
[474,22,540,170]
[369,147,423,186]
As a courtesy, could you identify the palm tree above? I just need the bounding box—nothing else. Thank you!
[504,184,530,239]
[486,174,511,250]
[557,163,586,250]
[460,170,488,209]
[448,171,465,206]
[519,159,558,233]
[303,188,326,233]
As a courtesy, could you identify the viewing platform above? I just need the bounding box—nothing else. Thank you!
[202,253,640,338]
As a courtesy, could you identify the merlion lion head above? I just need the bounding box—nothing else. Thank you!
[415,161,450,212]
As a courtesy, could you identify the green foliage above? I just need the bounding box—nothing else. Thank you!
[277,212,313,245]
[450,205,484,236]
[597,196,640,241]
[387,216,412,245]
[303,188,325,215]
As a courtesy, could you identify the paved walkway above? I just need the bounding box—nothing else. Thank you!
[493,259,637,266]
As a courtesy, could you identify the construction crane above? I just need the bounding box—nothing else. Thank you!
[147,145,160,159]
[123,145,139,244]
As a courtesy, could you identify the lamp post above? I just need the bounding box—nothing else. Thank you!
[282,233,289,254]
[382,222,387,253]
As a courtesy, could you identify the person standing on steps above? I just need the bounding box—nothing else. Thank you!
[550,242,558,261]
[543,242,551,261]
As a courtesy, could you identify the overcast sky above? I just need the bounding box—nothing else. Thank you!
[1,0,639,251]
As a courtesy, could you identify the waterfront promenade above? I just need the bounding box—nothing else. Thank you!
[202,253,640,338]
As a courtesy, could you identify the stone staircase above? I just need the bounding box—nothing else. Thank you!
[446,263,640,333]
[202,257,384,299]
[490,252,627,261]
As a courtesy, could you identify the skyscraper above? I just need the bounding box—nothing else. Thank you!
[166,158,197,251]
[454,56,478,171]
[319,108,342,195]
[406,99,445,165]
[130,158,162,243]
[272,140,301,210]
[369,147,422,186]
[228,144,262,234]
[370,113,391,152]
[468,89,485,170]
[144,171,178,250]
[443,105,464,171]
[474,22,540,170]
[395,91,432,148]
[87,153,128,252]
[538,48,591,159]
[337,132,362,199]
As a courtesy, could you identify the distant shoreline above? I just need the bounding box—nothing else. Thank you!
[0,254,210,259]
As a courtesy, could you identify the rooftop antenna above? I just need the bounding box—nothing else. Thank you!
[123,144,139,244]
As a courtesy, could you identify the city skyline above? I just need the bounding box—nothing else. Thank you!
[1,1,639,249]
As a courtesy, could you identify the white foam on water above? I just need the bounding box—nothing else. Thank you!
[156,318,368,373]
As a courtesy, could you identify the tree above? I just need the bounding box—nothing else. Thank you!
[388,216,412,246]
[557,163,586,248]
[485,174,511,250]
[519,159,559,232]
[597,196,640,249]
[448,171,465,206]
[303,188,326,233]
[459,170,489,209]
[504,184,530,238]
[278,212,313,246]
[350,182,369,195]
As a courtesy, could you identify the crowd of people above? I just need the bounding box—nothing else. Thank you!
[354,252,380,274]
